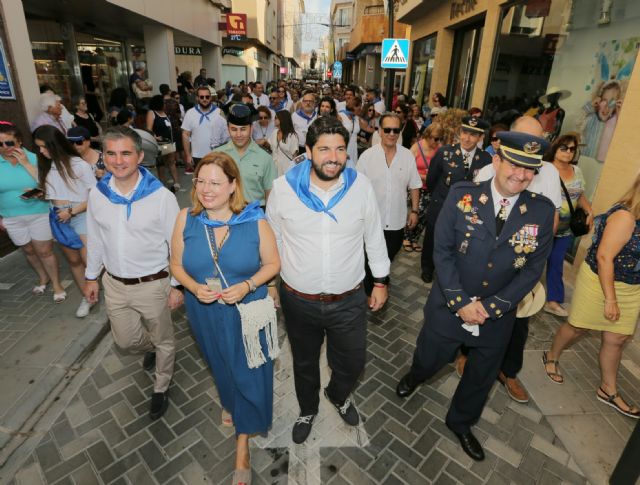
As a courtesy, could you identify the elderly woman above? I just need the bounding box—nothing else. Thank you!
[543,173,640,419]
[72,95,101,148]
[544,134,593,317]
[0,121,65,301]
[33,125,97,318]
[170,152,280,485]
[31,92,73,134]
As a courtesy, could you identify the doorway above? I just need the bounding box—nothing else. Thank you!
[448,21,484,109]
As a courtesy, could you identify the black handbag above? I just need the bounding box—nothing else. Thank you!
[560,178,589,237]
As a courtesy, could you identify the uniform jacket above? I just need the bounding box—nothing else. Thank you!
[426,144,492,216]
[427,180,555,347]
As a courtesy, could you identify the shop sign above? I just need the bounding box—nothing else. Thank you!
[175,46,202,56]
[450,0,477,20]
[227,13,247,41]
[0,39,16,100]
[280,67,288,74]
[223,47,244,57]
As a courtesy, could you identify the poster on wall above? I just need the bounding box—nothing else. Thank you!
[0,39,16,100]
[578,36,640,162]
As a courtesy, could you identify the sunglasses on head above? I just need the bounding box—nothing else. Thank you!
[198,95,211,100]
[559,144,577,153]
[0,140,16,147]
[383,127,401,134]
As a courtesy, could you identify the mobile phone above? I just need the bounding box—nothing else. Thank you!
[205,277,223,295]
[20,188,44,200]
[96,160,106,170]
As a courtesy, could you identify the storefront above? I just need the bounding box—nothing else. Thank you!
[398,0,640,263]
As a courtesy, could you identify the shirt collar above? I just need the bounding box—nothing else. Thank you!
[490,178,519,214]
[109,170,142,197]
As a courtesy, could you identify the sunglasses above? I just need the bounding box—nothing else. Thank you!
[559,145,577,153]
[431,137,441,142]
[269,97,278,100]
[0,140,16,147]
[198,95,211,100]
[395,111,402,114]
[382,128,401,134]
[73,140,87,146]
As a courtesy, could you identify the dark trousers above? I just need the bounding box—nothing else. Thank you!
[280,284,367,416]
[364,228,404,295]
[420,211,438,277]
[459,316,529,378]
[409,322,508,434]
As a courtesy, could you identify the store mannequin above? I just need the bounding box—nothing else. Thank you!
[538,87,571,141]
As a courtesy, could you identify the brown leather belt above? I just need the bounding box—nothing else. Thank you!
[107,270,169,285]
[282,281,362,303]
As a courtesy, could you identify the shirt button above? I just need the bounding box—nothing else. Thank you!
[482,281,489,287]
[487,262,493,268]
[465,232,471,237]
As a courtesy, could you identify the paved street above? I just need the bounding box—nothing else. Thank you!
[1,237,638,484]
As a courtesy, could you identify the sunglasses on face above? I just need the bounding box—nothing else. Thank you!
[73,140,87,146]
[269,97,278,101]
[431,137,441,142]
[198,95,211,100]
[395,111,402,114]
[559,145,577,153]
[0,140,16,147]
[382,127,401,134]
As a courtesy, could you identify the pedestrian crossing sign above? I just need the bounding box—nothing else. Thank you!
[381,38,409,69]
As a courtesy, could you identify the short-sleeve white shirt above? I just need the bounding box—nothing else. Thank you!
[45,157,96,202]
[181,106,229,157]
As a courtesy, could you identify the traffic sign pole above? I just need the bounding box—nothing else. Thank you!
[385,0,394,112]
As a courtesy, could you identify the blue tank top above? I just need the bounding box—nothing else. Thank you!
[586,204,640,285]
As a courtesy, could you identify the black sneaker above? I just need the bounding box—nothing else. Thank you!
[143,352,156,371]
[324,389,360,426]
[292,414,316,444]
[149,391,168,420]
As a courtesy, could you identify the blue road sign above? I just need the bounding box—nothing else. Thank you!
[381,38,409,69]
[333,61,343,79]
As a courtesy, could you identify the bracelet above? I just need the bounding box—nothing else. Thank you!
[244,280,252,292]
[411,209,419,214]
[85,277,98,282]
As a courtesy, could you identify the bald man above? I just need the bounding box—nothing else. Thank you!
[455,116,562,404]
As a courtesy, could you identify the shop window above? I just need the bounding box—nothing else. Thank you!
[409,34,437,113]
[448,22,484,110]
[485,0,640,202]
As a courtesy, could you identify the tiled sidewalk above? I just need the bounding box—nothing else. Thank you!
[4,250,618,484]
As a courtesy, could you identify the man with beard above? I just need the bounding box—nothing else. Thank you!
[181,86,229,172]
[396,131,554,462]
[266,116,390,444]
[292,91,318,154]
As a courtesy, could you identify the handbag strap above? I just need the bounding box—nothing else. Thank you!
[559,177,576,215]
[204,225,245,310]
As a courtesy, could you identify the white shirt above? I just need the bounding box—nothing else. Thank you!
[490,178,519,219]
[251,93,269,107]
[357,144,422,230]
[292,110,318,147]
[268,130,298,176]
[339,112,361,166]
[475,161,562,210]
[266,173,390,294]
[252,120,275,143]
[45,157,96,202]
[181,105,229,157]
[374,99,386,114]
[335,101,346,112]
[85,174,180,279]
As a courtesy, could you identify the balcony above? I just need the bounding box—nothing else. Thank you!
[349,11,408,52]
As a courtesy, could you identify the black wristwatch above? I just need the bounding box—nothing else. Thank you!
[372,276,390,285]
[172,284,185,292]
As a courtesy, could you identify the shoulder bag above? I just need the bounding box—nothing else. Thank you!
[560,177,589,237]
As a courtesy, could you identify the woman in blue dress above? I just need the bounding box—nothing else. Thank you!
[170,152,280,485]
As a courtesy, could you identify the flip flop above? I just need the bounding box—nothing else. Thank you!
[597,387,640,419]
[32,283,47,296]
[402,241,414,252]
[542,351,564,384]
[53,291,67,304]
[222,409,233,427]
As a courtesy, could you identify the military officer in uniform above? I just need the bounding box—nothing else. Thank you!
[421,116,492,282]
[396,131,554,461]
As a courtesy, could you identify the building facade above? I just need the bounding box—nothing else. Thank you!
[279,0,304,79]
[330,0,354,84]
[397,0,640,263]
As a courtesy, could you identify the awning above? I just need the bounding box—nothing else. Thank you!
[346,44,382,61]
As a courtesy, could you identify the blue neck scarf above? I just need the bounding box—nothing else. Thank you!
[96,167,164,220]
[195,104,217,125]
[296,109,317,123]
[285,158,357,222]
[340,109,354,119]
[198,200,265,228]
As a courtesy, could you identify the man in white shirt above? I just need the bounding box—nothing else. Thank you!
[267,116,390,445]
[181,86,229,172]
[250,82,269,107]
[357,113,422,294]
[84,127,184,420]
[292,91,318,153]
[335,86,355,113]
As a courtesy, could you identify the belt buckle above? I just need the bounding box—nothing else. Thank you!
[318,293,328,302]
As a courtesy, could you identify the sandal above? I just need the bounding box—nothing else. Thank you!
[53,291,67,304]
[412,243,423,252]
[402,240,414,252]
[542,351,564,384]
[596,387,640,419]
[231,468,251,485]
[222,409,233,427]
[32,283,47,296]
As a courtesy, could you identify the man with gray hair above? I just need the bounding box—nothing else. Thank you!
[31,92,71,133]
[84,126,183,420]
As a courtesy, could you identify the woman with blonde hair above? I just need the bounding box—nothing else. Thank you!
[170,152,280,484]
[543,172,640,419]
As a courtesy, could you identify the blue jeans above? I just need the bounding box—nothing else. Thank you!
[546,235,573,303]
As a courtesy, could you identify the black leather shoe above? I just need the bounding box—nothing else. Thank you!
[449,428,484,461]
[149,391,169,420]
[420,272,433,283]
[292,414,316,444]
[143,352,156,371]
[396,373,418,398]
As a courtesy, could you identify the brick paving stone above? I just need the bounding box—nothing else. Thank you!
[484,436,522,468]
[530,434,569,465]
[125,463,157,485]
[70,462,101,485]
[86,440,115,471]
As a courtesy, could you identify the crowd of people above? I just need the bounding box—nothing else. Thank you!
[0,70,639,484]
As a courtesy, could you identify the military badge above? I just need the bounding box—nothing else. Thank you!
[445,175,451,186]
[474,154,479,160]
[448,161,458,168]
[513,256,527,269]
[519,204,527,214]
[455,149,461,156]
[479,193,488,205]
[457,194,473,213]
[459,240,469,254]
[524,141,541,154]
[509,224,539,254]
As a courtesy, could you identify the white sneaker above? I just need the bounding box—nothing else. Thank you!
[543,302,569,317]
[76,298,92,318]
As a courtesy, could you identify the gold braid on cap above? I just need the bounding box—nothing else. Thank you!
[499,146,543,168]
